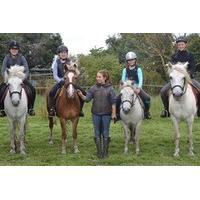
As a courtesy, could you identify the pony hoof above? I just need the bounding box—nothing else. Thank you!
[61,150,66,155]
[136,151,140,156]
[124,150,128,154]
[10,149,16,154]
[189,152,194,156]
[20,150,26,155]
[74,148,80,154]
[173,152,179,157]
[49,140,54,145]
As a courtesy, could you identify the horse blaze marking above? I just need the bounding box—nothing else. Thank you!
[68,72,74,97]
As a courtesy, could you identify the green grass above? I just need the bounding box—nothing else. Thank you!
[0,95,200,166]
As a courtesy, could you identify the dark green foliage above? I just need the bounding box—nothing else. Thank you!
[78,48,121,86]
[0,33,62,70]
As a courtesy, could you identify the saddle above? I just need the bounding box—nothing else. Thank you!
[23,84,33,106]
[0,86,8,105]
[190,83,200,105]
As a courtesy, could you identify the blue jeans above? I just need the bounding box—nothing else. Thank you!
[92,114,111,138]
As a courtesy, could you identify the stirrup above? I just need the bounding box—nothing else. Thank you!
[49,108,55,117]
[144,112,151,119]
[0,110,6,117]
[28,109,35,116]
[79,110,84,117]
[160,110,170,118]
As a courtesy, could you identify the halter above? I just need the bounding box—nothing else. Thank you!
[170,76,188,97]
[8,85,23,100]
[120,86,138,112]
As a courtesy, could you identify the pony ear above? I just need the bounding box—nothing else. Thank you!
[120,81,124,86]
[63,64,69,72]
[166,62,173,69]
[183,62,189,69]
[73,63,77,68]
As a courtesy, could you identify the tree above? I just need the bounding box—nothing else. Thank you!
[78,48,121,86]
[106,33,175,83]
[0,33,62,70]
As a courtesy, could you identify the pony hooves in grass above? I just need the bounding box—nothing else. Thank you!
[189,151,194,156]
[48,140,54,145]
[73,147,80,154]
[10,149,16,154]
[173,152,180,157]
[136,150,140,156]
[61,149,66,155]
[124,149,128,154]
[20,150,26,155]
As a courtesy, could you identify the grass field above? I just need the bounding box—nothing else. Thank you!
[0,94,200,166]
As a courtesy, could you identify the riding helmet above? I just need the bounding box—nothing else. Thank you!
[125,52,137,61]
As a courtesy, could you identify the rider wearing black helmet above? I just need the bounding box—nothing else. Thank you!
[48,44,86,117]
[0,40,36,117]
[160,36,200,117]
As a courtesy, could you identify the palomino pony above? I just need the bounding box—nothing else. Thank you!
[120,80,144,155]
[4,65,28,155]
[47,64,81,154]
[168,62,197,157]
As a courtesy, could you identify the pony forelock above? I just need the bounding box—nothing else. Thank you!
[168,62,191,84]
[5,65,26,82]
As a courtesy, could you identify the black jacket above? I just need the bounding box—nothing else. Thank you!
[171,50,196,78]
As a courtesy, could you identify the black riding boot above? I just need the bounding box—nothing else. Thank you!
[28,108,35,116]
[0,109,6,117]
[94,137,102,159]
[48,96,56,117]
[144,102,151,119]
[79,97,84,117]
[115,95,121,122]
[102,137,111,158]
[160,109,170,118]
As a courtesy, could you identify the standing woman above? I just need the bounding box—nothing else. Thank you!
[78,70,117,159]
[0,40,36,117]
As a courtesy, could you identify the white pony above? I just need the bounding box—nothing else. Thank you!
[168,62,197,157]
[120,80,144,155]
[4,65,28,155]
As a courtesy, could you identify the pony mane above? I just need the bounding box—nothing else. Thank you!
[5,65,26,82]
[167,62,191,84]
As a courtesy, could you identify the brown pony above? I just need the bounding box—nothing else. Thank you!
[47,64,81,154]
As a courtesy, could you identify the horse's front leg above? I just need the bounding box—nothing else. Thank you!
[135,121,142,155]
[171,115,180,157]
[8,119,17,154]
[72,117,80,154]
[48,116,54,145]
[122,122,130,154]
[60,118,67,154]
[19,116,27,155]
[186,115,195,156]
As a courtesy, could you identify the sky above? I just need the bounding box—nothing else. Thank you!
[60,33,116,55]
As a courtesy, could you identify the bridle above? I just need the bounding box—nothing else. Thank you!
[170,77,188,97]
[120,86,138,112]
[8,84,23,100]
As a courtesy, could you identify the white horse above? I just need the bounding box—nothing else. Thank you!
[120,80,144,155]
[4,65,28,155]
[168,62,197,157]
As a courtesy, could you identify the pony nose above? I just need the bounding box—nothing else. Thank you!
[123,108,130,114]
[12,100,20,107]
[173,91,182,97]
